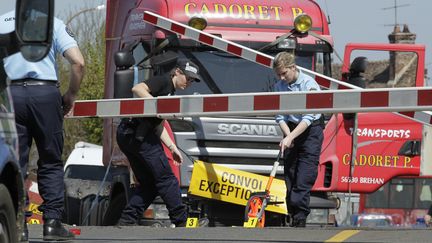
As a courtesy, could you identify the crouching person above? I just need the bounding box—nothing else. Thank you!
[116,59,202,227]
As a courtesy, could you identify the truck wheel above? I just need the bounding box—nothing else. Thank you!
[80,195,98,226]
[0,184,17,243]
[102,192,126,226]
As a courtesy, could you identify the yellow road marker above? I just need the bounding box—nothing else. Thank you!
[243,217,259,228]
[186,217,198,228]
[325,230,361,242]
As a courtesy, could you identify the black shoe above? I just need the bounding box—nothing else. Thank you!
[116,218,138,226]
[293,218,306,228]
[198,218,210,227]
[43,219,75,241]
[286,215,294,227]
[174,220,187,227]
[20,223,28,242]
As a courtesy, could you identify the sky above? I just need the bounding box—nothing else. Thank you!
[314,0,431,68]
[2,0,431,77]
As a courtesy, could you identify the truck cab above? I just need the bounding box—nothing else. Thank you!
[313,43,428,225]
[100,0,428,227]
[103,0,334,226]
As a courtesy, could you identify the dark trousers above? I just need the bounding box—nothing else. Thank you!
[11,85,64,220]
[116,122,186,225]
[283,124,323,220]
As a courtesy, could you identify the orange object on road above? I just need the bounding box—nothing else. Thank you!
[69,228,81,235]
[244,151,284,228]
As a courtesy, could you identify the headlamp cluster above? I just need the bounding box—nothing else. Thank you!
[294,13,312,34]
[187,17,207,31]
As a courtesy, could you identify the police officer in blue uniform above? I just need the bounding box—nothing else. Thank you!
[1,10,85,241]
[116,60,201,227]
[272,52,324,227]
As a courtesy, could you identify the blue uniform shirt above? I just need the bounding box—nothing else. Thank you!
[0,10,78,81]
[274,70,322,126]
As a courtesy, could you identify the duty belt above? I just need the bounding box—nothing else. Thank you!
[10,78,59,87]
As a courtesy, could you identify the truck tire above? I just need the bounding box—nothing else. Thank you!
[78,195,110,226]
[97,197,109,225]
[0,184,17,243]
[63,193,81,225]
[80,195,98,226]
[102,192,126,226]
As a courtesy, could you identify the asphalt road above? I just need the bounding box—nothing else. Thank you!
[27,224,432,243]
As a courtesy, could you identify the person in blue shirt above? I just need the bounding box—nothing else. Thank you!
[1,10,84,241]
[273,52,324,227]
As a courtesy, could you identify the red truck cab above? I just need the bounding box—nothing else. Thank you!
[101,0,336,226]
[95,0,430,227]
[312,43,429,226]
[314,43,426,194]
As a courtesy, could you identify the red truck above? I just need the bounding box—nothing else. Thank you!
[313,43,430,226]
[62,0,430,227]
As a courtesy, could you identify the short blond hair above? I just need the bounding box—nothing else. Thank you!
[273,52,295,70]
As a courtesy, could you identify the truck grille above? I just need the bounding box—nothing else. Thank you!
[197,140,279,150]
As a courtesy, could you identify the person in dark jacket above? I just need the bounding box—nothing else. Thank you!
[116,59,201,227]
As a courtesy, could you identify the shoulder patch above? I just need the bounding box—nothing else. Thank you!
[65,26,75,38]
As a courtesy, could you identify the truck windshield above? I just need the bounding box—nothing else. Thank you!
[64,165,112,181]
[175,51,313,95]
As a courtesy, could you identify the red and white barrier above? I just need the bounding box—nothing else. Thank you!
[71,87,432,119]
[141,11,432,126]
[143,11,353,91]
[143,11,273,69]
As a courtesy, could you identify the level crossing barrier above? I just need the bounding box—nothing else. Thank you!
[70,11,432,124]
[137,11,432,126]
[71,87,432,119]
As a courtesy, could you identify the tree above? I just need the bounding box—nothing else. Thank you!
[58,6,106,160]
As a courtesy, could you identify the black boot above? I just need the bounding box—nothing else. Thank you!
[292,218,306,228]
[20,223,28,242]
[286,215,293,227]
[174,220,187,227]
[43,219,75,241]
[116,218,138,226]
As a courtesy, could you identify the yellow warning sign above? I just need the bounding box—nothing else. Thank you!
[188,160,287,215]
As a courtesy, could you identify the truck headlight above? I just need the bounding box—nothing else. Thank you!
[294,13,312,33]
[188,17,207,31]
